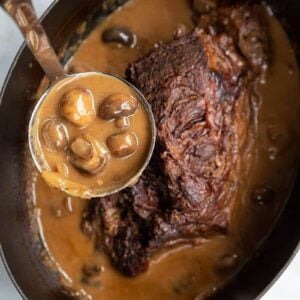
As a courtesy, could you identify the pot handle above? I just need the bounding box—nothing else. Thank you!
[0,0,66,82]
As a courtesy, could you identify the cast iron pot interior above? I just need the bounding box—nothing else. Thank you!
[0,0,299,299]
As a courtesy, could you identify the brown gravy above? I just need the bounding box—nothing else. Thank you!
[33,73,153,198]
[27,0,300,299]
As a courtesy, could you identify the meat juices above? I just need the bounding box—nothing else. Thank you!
[31,0,300,299]
[34,73,153,198]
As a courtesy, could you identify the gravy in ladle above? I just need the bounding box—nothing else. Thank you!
[32,73,154,198]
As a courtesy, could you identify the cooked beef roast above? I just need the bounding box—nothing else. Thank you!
[82,3,269,276]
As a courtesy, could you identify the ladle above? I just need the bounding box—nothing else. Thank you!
[0,0,156,198]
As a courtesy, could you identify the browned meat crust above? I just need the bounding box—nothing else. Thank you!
[82,3,269,276]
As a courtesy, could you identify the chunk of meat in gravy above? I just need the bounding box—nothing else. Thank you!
[82,3,270,277]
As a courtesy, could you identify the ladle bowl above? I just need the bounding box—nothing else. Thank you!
[28,72,156,198]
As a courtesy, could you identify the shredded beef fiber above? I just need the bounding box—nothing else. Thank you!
[81,2,269,277]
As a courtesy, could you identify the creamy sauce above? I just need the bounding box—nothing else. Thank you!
[27,0,300,299]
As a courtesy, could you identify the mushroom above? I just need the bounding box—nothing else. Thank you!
[69,135,107,174]
[40,119,68,151]
[102,27,137,48]
[106,131,138,158]
[60,88,96,127]
[99,93,138,120]
[216,253,239,272]
[250,185,276,205]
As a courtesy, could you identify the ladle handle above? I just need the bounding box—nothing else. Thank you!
[0,0,65,82]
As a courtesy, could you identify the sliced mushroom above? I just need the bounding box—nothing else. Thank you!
[107,131,138,158]
[99,93,138,120]
[60,88,96,127]
[69,135,107,174]
[40,119,68,151]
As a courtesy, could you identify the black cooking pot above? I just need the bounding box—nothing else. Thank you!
[0,0,299,299]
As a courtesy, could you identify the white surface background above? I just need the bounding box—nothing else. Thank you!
[0,1,299,299]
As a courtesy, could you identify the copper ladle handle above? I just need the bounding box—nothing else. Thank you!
[1,0,65,82]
